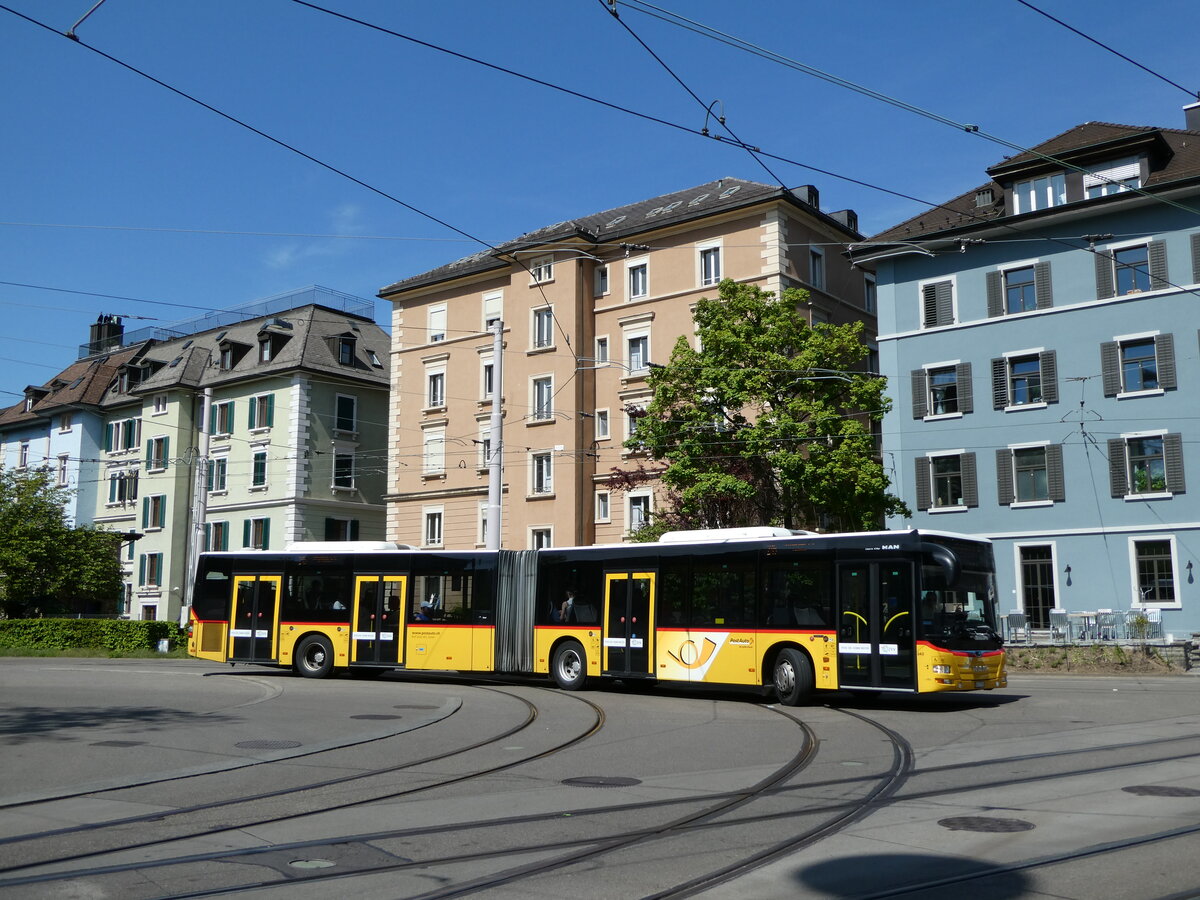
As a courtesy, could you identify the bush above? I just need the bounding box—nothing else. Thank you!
[0,619,185,653]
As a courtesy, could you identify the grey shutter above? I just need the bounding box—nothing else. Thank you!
[1040,350,1058,404]
[1191,232,1200,284]
[991,357,1008,409]
[1156,333,1176,390]
[1046,444,1065,501]
[961,452,978,507]
[1148,239,1169,290]
[995,449,1014,505]
[1095,250,1115,300]
[986,271,1003,317]
[1108,438,1127,497]
[921,284,938,328]
[1100,341,1121,396]
[1034,261,1053,309]
[911,369,928,418]
[936,281,954,326]
[1164,433,1186,494]
[914,458,932,511]
[956,362,973,414]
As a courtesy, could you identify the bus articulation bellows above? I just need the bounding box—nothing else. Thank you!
[188,527,1006,703]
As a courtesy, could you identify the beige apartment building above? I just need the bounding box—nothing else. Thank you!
[380,178,876,550]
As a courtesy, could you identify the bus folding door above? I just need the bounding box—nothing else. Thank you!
[602,572,655,677]
[228,575,282,662]
[836,562,916,690]
[351,575,406,666]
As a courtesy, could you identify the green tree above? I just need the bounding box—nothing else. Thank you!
[613,280,907,539]
[0,468,123,617]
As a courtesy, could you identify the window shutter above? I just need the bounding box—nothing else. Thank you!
[1100,341,1121,396]
[350,520,360,540]
[1034,261,1053,309]
[1164,433,1186,493]
[995,449,1015,505]
[1192,232,1200,284]
[914,459,932,511]
[142,496,149,528]
[991,357,1008,409]
[921,284,938,328]
[1147,239,1169,290]
[206,464,214,492]
[1040,350,1058,404]
[986,271,1003,317]
[911,370,928,418]
[157,497,166,527]
[961,452,978,507]
[1156,333,1176,390]
[936,282,953,326]
[261,519,270,550]
[243,519,251,549]
[266,394,274,427]
[203,523,211,551]
[108,476,117,504]
[105,422,114,453]
[1095,250,1115,300]
[145,441,153,468]
[957,362,973,414]
[209,405,217,434]
[138,554,146,586]
[324,517,336,541]
[1047,444,1065,501]
[248,399,256,429]
[1108,439,1127,497]
[162,436,169,469]
[221,526,229,551]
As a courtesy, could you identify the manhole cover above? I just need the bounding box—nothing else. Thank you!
[938,816,1035,833]
[289,859,336,869]
[91,740,145,748]
[350,714,402,720]
[562,776,642,788]
[1123,785,1200,797]
[394,704,438,710]
[235,740,302,750]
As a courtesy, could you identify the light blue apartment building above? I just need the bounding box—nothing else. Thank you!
[857,109,1200,638]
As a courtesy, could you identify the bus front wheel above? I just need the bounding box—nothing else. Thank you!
[773,649,813,706]
[551,641,588,691]
[295,636,335,679]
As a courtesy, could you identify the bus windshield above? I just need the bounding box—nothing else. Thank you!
[918,567,1001,649]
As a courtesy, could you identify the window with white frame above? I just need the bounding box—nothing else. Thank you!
[809,247,825,290]
[251,449,268,488]
[595,408,610,439]
[624,402,648,448]
[204,521,229,552]
[480,357,494,399]
[1131,538,1177,606]
[152,394,168,415]
[212,401,235,436]
[1084,156,1141,199]
[423,509,443,547]
[595,489,611,523]
[628,259,648,300]
[1096,240,1168,299]
[863,273,877,314]
[1012,172,1066,213]
[530,255,554,284]
[106,417,141,452]
[333,450,355,489]
[530,527,552,550]
[140,552,163,588]
[477,427,492,469]
[627,334,649,373]
[1109,432,1184,498]
[594,265,609,297]
[916,451,977,511]
[258,338,272,363]
[482,291,502,329]
[207,455,228,493]
[335,394,357,432]
[17,441,28,468]
[324,517,359,541]
[248,394,274,429]
[531,451,553,495]
[56,454,69,486]
[148,436,169,471]
[58,412,73,432]
[532,376,553,421]
[423,430,446,475]
[427,369,446,408]
[996,443,1065,506]
[143,493,166,530]
[594,336,609,363]
[533,307,554,348]
[920,279,955,328]
[108,469,138,504]
[1101,333,1175,396]
[628,492,652,532]
[698,242,722,286]
[912,362,972,418]
[991,350,1058,409]
[337,337,356,366]
[245,517,270,550]
[478,504,489,546]
[428,305,447,343]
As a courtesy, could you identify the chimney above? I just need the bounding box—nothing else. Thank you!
[1186,101,1200,132]
[89,314,124,353]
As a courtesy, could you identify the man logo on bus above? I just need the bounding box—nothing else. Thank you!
[668,637,718,669]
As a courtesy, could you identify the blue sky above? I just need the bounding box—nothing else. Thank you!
[1,0,1197,401]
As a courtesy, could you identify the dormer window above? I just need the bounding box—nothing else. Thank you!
[258,338,272,363]
[338,337,356,366]
[1084,156,1141,199]
[1012,173,1066,214]
[220,346,234,370]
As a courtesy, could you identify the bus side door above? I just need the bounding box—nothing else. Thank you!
[602,571,655,677]
[229,575,282,662]
[836,562,916,690]
[351,575,406,666]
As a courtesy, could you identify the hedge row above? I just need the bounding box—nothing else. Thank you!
[0,619,184,653]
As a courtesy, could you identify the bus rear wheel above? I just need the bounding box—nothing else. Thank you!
[295,635,335,679]
[773,648,813,706]
[551,641,588,691]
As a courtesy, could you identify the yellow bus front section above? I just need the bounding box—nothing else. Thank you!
[916,642,1007,692]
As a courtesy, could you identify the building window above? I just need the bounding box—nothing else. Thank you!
[147,436,169,471]
[988,262,1053,316]
[478,505,489,546]
[204,521,229,552]
[991,351,1057,409]
[1101,334,1175,396]
[996,445,1065,505]
[594,265,609,297]
[628,493,652,531]
[423,431,445,475]
[595,336,609,363]
[251,450,268,488]
[423,510,443,547]
[333,451,355,489]
[245,517,270,550]
[248,394,274,429]
[1097,240,1167,299]
[58,412,73,432]
[864,274,877,314]
[595,490,611,523]
[323,517,359,541]
[533,307,554,349]
[481,360,494,398]
[477,429,492,469]
[219,346,234,370]
[532,376,553,421]
[207,456,228,493]
[337,337,356,366]
[152,394,167,415]
[428,305,447,343]
[140,553,163,587]
[482,291,502,329]
[530,255,554,284]
[699,245,722,286]
[1132,539,1175,605]
[108,470,138,504]
[808,248,825,290]
[1005,266,1037,313]
[17,441,29,469]
[916,452,977,511]
[1014,447,1048,502]
[106,417,141,452]
[258,338,272,363]
[143,494,166,530]
[531,527,552,550]
[1085,156,1141,199]
[427,371,446,408]
[212,401,235,436]
[531,451,553,495]
[56,455,69,487]
[367,349,382,367]
[1013,173,1066,213]
[628,260,648,300]
[1109,433,1184,497]
[627,334,649,372]
[911,363,972,419]
[335,395,357,432]
[595,409,610,439]
[920,280,954,328]
[1114,245,1151,294]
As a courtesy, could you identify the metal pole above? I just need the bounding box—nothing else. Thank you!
[486,320,503,550]
[180,387,212,626]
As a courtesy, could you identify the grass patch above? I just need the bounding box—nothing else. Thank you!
[1006,644,1178,675]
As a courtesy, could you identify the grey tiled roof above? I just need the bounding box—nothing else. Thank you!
[380,177,861,294]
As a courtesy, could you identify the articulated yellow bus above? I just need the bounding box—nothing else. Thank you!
[189,527,1006,703]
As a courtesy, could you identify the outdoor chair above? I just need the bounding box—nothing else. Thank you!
[1049,609,1072,643]
[1005,611,1030,644]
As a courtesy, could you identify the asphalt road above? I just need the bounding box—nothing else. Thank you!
[0,658,1198,899]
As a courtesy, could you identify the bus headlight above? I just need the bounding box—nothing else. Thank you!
[932,665,952,674]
